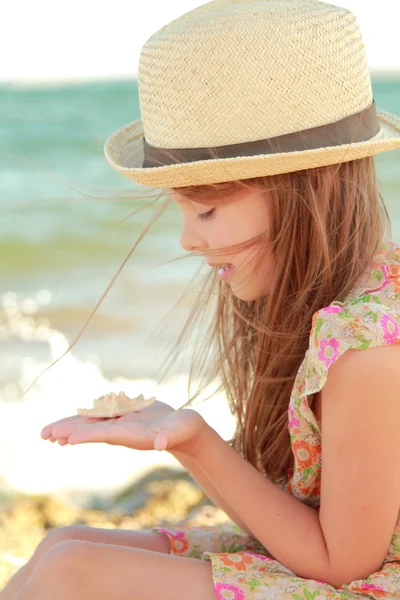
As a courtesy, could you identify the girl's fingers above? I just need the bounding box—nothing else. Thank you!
[154,431,168,451]
[42,408,199,452]
[41,423,57,439]
[52,416,106,439]
[57,438,69,446]
[47,434,68,444]
[42,415,105,440]
[41,415,82,439]
[67,419,149,447]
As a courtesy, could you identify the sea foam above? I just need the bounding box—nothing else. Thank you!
[0,291,235,499]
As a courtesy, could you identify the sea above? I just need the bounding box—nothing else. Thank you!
[0,77,399,502]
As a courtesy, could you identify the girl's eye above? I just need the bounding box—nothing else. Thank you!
[197,208,215,221]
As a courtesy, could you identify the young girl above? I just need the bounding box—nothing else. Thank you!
[2,0,400,598]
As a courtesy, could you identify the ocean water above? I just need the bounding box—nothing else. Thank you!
[0,77,399,498]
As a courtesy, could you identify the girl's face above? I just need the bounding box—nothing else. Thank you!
[170,186,274,301]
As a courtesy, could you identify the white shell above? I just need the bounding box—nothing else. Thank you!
[77,391,156,418]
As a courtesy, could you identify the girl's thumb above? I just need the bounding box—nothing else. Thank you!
[154,431,168,451]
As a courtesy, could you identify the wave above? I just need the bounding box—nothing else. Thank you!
[0,290,234,498]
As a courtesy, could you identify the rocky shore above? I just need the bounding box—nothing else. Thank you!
[0,467,230,587]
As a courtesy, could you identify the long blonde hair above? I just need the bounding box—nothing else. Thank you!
[28,156,390,483]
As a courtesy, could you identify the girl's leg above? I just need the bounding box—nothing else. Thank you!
[0,525,170,600]
[14,540,217,600]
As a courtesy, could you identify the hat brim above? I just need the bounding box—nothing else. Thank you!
[104,109,400,189]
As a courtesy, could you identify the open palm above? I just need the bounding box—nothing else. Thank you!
[41,400,205,456]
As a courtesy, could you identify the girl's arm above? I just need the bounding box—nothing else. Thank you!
[169,449,253,535]
[188,345,400,588]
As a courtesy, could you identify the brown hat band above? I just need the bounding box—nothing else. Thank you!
[142,100,379,169]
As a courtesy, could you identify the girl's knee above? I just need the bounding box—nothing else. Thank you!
[44,539,88,569]
[29,541,89,594]
[37,525,93,556]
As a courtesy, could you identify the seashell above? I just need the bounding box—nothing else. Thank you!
[77,391,156,418]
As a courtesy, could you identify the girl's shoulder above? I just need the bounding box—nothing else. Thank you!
[295,240,400,399]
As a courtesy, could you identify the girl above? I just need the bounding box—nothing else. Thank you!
[2,0,400,598]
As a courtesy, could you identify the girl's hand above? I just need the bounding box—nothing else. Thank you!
[41,400,206,458]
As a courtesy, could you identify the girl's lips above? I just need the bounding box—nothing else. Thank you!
[217,264,235,281]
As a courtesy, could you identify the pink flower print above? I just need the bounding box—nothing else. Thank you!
[360,584,386,592]
[214,583,245,600]
[288,405,300,431]
[156,528,185,539]
[317,337,340,368]
[349,582,387,597]
[154,528,189,555]
[320,306,342,314]
[380,313,399,345]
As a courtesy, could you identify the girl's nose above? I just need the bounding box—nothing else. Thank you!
[180,228,207,252]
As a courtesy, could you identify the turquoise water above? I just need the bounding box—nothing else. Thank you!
[1,78,400,270]
[0,78,399,381]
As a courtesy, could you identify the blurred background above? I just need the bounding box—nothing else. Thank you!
[0,0,399,583]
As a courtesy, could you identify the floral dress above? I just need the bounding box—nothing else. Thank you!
[152,239,400,600]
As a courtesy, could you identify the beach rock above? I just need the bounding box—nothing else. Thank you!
[0,466,231,587]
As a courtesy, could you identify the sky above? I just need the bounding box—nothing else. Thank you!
[1,0,399,87]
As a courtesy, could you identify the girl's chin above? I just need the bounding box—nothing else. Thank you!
[231,287,266,302]
[229,268,270,302]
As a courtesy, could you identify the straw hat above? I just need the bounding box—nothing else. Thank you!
[104,0,400,189]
